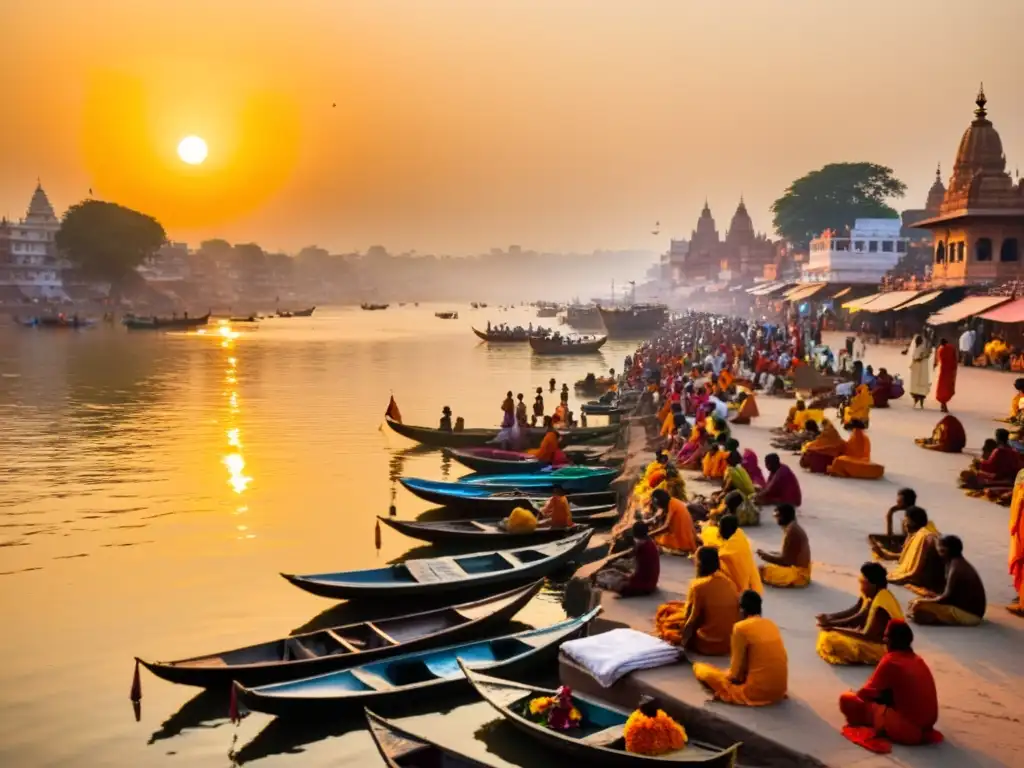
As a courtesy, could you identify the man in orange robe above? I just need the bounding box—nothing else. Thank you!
[649,488,697,554]
[933,338,957,413]
[828,421,885,480]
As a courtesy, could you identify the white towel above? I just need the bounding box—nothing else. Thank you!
[560,628,680,687]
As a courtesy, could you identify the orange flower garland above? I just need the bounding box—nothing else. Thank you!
[623,708,688,756]
[653,600,689,645]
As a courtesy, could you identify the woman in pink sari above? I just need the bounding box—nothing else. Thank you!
[742,449,767,488]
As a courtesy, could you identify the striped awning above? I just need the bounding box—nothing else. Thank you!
[748,281,786,296]
[857,291,924,313]
[842,292,883,311]
[760,282,797,298]
[895,289,947,310]
[927,295,1013,326]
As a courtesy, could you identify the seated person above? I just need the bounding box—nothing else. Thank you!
[1000,377,1024,424]
[838,620,940,747]
[693,590,788,706]
[774,400,806,434]
[817,562,904,665]
[499,505,538,533]
[873,507,944,597]
[827,420,885,480]
[717,451,757,503]
[729,392,759,425]
[742,449,766,488]
[915,414,967,453]
[593,521,661,597]
[528,417,567,465]
[648,488,697,554]
[536,484,573,529]
[842,385,873,429]
[867,488,922,553]
[907,535,986,626]
[800,419,846,474]
[871,368,894,408]
[793,404,825,432]
[700,513,763,594]
[438,406,453,431]
[958,428,1021,492]
[755,453,802,507]
[701,436,732,480]
[756,504,811,587]
[662,466,687,501]
[654,546,738,654]
[642,449,670,485]
[770,418,819,452]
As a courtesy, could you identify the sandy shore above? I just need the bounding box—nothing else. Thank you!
[566,332,1023,767]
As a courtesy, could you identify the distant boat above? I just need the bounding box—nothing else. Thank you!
[277,307,316,317]
[123,312,210,331]
[597,304,668,337]
[16,316,94,329]
[529,336,608,355]
[229,315,259,323]
[361,303,389,311]
[471,327,532,343]
[565,305,605,331]
[435,311,459,319]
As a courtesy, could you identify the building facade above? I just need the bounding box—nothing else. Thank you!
[0,183,66,301]
[803,219,909,283]
[913,87,1024,286]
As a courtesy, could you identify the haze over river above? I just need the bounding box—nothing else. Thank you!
[0,305,638,766]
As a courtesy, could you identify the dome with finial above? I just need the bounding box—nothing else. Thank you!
[691,199,720,244]
[926,164,946,213]
[25,182,56,223]
[953,84,1006,177]
[727,196,755,243]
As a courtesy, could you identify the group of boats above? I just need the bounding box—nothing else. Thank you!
[14,307,315,332]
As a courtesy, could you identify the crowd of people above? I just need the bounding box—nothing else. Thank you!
[582,310,1022,756]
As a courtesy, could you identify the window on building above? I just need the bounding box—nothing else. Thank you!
[935,242,946,263]
[1001,238,1020,262]
[957,242,966,262]
[869,241,878,252]
[854,241,865,252]
[896,241,907,253]
[976,237,993,261]
[835,240,849,251]
[881,241,894,252]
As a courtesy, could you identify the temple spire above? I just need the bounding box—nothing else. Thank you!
[935,163,941,181]
[975,82,987,120]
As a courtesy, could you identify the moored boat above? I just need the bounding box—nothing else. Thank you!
[366,709,496,767]
[530,336,607,355]
[447,447,546,474]
[398,477,617,515]
[453,467,618,493]
[565,304,604,331]
[471,327,532,343]
[362,303,390,311]
[385,415,619,450]
[462,666,742,767]
[596,304,668,338]
[123,312,211,330]
[281,529,593,601]
[435,311,459,319]
[581,402,625,416]
[378,515,614,546]
[234,608,600,718]
[16,315,95,329]
[135,581,542,689]
[293,306,315,316]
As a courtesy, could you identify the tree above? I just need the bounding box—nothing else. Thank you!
[770,162,907,248]
[56,200,166,298]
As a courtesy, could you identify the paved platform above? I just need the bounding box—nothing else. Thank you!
[566,335,1024,768]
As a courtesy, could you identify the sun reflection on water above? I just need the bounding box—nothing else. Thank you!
[217,328,253,516]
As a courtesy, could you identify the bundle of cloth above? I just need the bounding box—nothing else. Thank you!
[560,628,682,687]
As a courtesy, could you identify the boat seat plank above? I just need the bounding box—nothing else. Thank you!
[349,667,396,690]
[468,521,493,531]
[579,724,625,747]
[405,558,466,583]
[495,550,523,568]
[284,638,318,661]
[323,630,362,653]
[365,623,399,646]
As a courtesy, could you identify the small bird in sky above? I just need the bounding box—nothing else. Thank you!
[332,103,337,108]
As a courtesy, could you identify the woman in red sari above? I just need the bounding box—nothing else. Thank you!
[933,339,957,413]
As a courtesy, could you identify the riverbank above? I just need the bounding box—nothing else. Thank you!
[562,334,1024,767]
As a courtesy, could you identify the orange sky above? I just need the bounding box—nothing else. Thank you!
[3,0,1023,254]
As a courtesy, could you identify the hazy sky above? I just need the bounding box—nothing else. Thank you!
[3,0,1023,254]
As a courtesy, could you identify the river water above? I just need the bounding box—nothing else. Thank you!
[0,305,639,767]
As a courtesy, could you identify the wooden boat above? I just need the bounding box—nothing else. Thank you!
[229,315,259,323]
[378,513,615,546]
[574,377,616,395]
[366,709,496,767]
[471,327,532,343]
[536,307,560,318]
[293,306,315,316]
[581,402,625,416]
[123,312,211,330]
[16,316,95,329]
[362,303,390,311]
[399,477,617,515]
[281,529,593,601]
[435,311,459,319]
[455,467,618,493]
[447,447,546,474]
[385,416,619,450]
[135,581,542,689]
[234,607,600,717]
[530,336,608,355]
[462,666,742,767]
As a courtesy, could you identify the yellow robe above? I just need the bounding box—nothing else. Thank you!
[793,408,824,431]
[908,601,982,626]
[505,507,537,533]
[761,563,811,588]
[693,616,788,706]
[888,525,938,582]
[702,449,728,480]
[660,411,676,438]
[828,428,885,479]
[702,527,763,595]
[843,385,873,425]
[816,589,904,665]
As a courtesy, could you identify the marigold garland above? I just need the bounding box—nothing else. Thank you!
[623,708,688,755]
[525,686,582,731]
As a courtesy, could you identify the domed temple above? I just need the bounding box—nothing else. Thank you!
[911,86,1024,286]
[676,197,775,283]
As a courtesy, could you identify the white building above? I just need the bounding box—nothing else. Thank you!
[802,218,909,283]
[665,238,689,283]
[0,183,67,301]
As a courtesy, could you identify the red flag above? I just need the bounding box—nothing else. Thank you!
[375,518,382,551]
[130,659,142,702]
[385,396,402,423]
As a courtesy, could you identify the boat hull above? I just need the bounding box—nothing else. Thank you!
[123,312,211,330]
[529,336,607,355]
[596,305,668,338]
[446,447,545,474]
[398,478,617,515]
[281,529,593,601]
[471,327,531,343]
[385,417,618,449]
[379,516,604,546]
[455,468,618,493]
[137,581,542,689]
[366,710,495,768]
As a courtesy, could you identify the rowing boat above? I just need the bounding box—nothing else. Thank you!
[398,477,617,515]
[580,402,626,416]
[455,467,618,493]
[235,608,600,717]
[378,513,615,546]
[471,327,532,343]
[123,312,211,330]
[385,416,619,449]
[447,447,546,474]
[281,529,593,601]
[366,709,496,767]
[530,336,608,355]
[135,581,542,689]
[462,666,742,767]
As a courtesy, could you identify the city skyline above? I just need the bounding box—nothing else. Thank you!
[3,0,1023,254]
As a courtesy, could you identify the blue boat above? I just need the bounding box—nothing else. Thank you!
[398,477,618,515]
[282,529,593,601]
[235,607,601,718]
[455,466,619,493]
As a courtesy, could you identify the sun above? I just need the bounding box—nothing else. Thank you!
[177,135,208,165]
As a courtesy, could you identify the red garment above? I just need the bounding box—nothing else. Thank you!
[622,537,660,596]
[760,464,803,507]
[845,650,938,743]
[934,343,957,405]
[979,446,1022,481]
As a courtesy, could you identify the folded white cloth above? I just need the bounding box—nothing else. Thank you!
[560,628,680,687]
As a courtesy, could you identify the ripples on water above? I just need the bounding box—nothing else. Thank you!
[0,306,637,766]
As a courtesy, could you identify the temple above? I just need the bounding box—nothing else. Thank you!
[912,86,1024,286]
[0,182,67,301]
[676,198,775,283]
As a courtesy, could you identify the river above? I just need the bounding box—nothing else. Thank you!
[0,305,639,766]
